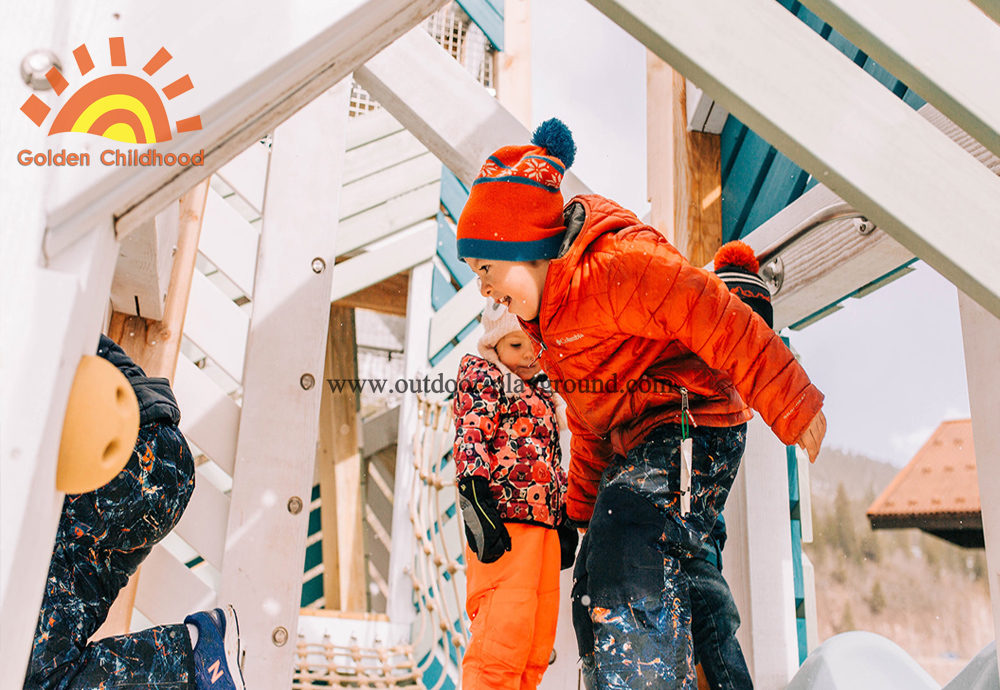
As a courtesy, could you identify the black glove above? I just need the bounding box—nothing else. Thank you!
[557,509,580,570]
[458,477,511,564]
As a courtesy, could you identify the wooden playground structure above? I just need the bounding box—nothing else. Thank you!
[2,1,999,688]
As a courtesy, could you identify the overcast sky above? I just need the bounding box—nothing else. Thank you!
[529,0,972,467]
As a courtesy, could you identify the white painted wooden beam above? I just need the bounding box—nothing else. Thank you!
[686,80,728,134]
[958,292,1000,667]
[428,282,484,357]
[199,189,259,297]
[737,104,999,331]
[110,202,180,320]
[330,220,437,303]
[430,323,485,387]
[216,141,271,216]
[218,81,351,686]
[183,270,250,382]
[173,355,240,475]
[338,152,441,219]
[969,0,1000,25]
[38,0,449,260]
[723,417,799,686]
[356,28,590,195]
[134,546,216,624]
[386,262,433,624]
[798,0,1000,157]
[336,182,441,255]
[585,0,1000,319]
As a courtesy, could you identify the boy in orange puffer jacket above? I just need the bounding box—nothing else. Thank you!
[455,119,826,690]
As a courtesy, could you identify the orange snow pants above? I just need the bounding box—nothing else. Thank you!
[462,523,561,690]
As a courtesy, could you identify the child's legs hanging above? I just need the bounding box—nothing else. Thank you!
[25,422,196,690]
[463,524,548,690]
[520,527,561,690]
[686,556,752,690]
[572,486,695,690]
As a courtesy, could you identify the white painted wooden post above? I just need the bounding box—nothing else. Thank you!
[386,261,434,624]
[723,416,799,689]
[957,291,1000,669]
[218,80,351,687]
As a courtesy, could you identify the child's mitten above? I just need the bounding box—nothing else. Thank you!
[557,509,580,570]
[458,476,511,563]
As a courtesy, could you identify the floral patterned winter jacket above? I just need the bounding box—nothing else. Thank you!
[453,355,566,528]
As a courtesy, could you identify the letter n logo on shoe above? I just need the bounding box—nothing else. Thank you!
[208,660,225,683]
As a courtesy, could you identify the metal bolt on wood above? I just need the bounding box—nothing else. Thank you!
[21,50,61,90]
[300,373,315,390]
[272,626,288,646]
[287,497,303,514]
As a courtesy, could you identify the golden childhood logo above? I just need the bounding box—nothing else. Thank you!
[18,37,204,168]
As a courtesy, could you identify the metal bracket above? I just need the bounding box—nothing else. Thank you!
[761,255,784,295]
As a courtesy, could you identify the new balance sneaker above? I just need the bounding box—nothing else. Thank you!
[184,605,247,690]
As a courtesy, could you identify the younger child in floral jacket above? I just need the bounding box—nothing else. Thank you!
[454,299,577,690]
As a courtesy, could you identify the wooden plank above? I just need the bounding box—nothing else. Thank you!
[958,292,1000,663]
[362,404,401,459]
[343,128,431,186]
[346,108,406,151]
[332,272,409,316]
[386,262,434,624]
[41,0,449,260]
[110,202,180,320]
[183,270,250,382]
[318,305,367,612]
[685,80,729,134]
[799,0,1000,157]
[586,0,1000,318]
[432,265,458,311]
[173,355,240,475]
[0,220,120,688]
[199,188,259,296]
[740,151,809,237]
[330,220,437,302]
[428,282,483,357]
[216,140,271,215]
[134,545,216,624]
[95,181,210,640]
[723,416,799,686]
[339,152,442,220]
[172,478,231,571]
[969,0,1000,25]
[495,0,531,127]
[218,81,351,687]
[356,28,590,196]
[439,166,470,223]
[721,130,775,243]
[336,182,441,255]
[647,57,721,266]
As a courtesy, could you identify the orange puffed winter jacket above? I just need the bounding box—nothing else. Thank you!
[518,195,824,522]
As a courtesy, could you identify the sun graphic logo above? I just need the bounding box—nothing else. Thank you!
[20,37,201,144]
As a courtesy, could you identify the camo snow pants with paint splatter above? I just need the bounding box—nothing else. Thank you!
[571,422,748,690]
[24,421,197,690]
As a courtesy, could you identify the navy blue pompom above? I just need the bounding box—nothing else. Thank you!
[531,118,576,169]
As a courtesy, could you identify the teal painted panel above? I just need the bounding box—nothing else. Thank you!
[301,574,323,607]
[827,29,865,64]
[430,342,455,367]
[794,3,827,35]
[903,89,927,110]
[432,266,458,311]
[722,130,776,242]
[304,539,323,572]
[457,0,504,51]
[458,320,477,342]
[441,167,470,223]
[796,618,808,665]
[741,152,809,236]
[720,120,747,179]
[308,506,321,535]
[787,444,800,506]
[437,212,476,287]
[791,519,804,605]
